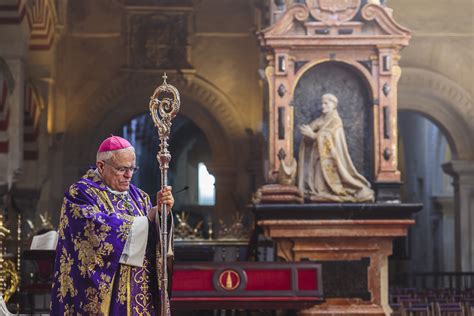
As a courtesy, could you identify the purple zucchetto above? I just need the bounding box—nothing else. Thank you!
[98,135,132,152]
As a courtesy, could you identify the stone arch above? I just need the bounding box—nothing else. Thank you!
[65,73,245,166]
[292,59,377,100]
[398,67,474,273]
[398,67,474,160]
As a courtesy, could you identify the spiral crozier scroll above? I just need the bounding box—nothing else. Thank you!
[149,73,181,139]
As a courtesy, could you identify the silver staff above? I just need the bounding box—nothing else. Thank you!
[149,73,180,316]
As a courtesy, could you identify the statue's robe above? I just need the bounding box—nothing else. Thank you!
[50,169,173,315]
[298,110,374,202]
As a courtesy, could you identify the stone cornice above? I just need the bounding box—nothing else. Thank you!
[442,161,474,181]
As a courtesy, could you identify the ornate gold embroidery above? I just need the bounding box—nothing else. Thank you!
[64,303,74,315]
[118,221,132,242]
[73,220,114,278]
[57,247,77,302]
[69,184,79,198]
[99,273,112,298]
[85,189,108,213]
[133,258,152,316]
[321,135,332,158]
[98,188,122,216]
[110,210,135,224]
[117,265,131,304]
[58,202,69,240]
[83,274,113,315]
[320,134,347,195]
[83,287,100,314]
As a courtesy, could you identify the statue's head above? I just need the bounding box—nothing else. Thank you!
[322,93,338,114]
[96,136,137,192]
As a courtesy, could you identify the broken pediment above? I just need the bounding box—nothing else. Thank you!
[259,2,411,45]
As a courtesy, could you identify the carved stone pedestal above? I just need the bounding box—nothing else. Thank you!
[253,203,421,315]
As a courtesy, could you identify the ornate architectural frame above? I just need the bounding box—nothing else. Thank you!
[258,3,411,184]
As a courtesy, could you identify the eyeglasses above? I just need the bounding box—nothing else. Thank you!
[103,161,139,174]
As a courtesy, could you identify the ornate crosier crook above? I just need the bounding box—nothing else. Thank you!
[149,73,180,316]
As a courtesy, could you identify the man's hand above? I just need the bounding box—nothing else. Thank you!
[300,124,317,139]
[148,186,174,222]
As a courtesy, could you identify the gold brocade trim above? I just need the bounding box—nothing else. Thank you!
[127,265,131,316]
[130,195,145,216]
[117,265,130,304]
[83,274,113,315]
[93,188,116,216]
[83,287,100,314]
[97,188,135,222]
[132,258,152,316]
[100,273,114,315]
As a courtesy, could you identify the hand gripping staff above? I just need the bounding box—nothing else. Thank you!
[149,73,180,316]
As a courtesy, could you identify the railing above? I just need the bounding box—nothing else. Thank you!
[393,272,474,290]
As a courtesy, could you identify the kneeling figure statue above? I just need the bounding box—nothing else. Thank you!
[298,93,374,202]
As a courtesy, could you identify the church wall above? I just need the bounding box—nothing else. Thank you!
[392,0,473,96]
[392,0,474,138]
[192,0,261,131]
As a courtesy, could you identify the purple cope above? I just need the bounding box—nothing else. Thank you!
[50,168,167,315]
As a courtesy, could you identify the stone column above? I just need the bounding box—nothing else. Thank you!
[442,160,474,272]
[432,195,455,272]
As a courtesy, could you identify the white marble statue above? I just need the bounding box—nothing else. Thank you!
[298,93,374,202]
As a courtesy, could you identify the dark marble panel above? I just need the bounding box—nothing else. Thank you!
[252,203,423,220]
[311,258,371,300]
[293,61,373,179]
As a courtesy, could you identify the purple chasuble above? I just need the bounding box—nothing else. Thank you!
[50,168,162,315]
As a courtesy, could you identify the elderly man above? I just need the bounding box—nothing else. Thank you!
[50,135,174,315]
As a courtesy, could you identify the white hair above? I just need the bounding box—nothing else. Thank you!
[96,147,135,162]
